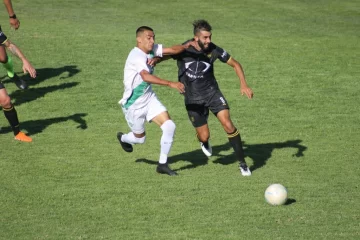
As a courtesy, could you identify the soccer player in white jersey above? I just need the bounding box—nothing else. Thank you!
[117,26,197,176]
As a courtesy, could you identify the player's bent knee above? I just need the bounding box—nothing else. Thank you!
[0,95,11,108]
[161,119,176,135]
[0,55,7,63]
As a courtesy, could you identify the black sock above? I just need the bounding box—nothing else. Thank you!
[227,128,246,164]
[3,105,20,135]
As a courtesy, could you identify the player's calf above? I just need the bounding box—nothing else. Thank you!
[159,119,176,157]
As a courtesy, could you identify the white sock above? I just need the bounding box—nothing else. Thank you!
[159,153,168,164]
[121,132,145,144]
[159,120,176,164]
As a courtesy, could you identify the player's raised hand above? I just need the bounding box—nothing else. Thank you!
[22,59,36,78]
[241,86,253,99]
[184,39,201,51]
[169,82,185,93]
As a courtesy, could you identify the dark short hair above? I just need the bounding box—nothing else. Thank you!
[136,26,154,37]
[193,19,212,35]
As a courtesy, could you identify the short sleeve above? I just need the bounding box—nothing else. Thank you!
[152,44,163,57]
[215,46,231,63]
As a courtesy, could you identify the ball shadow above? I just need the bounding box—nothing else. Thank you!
[284,198,297,205]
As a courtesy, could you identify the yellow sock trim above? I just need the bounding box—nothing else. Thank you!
[227,129,239,138]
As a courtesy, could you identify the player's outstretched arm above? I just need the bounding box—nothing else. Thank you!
[140,70,185,93]
[148,40,200,67]
[3,0,20,29]
[162,40,200,55]
[227,57,253,99]
[4,40,36,78]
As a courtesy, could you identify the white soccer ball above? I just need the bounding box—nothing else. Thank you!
[264,184,288,206]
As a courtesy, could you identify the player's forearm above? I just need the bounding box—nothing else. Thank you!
[155,55,171,65]
[163,45,186,55]
[141,71,172,87]
[234,62,249,87]
[6,42,27,61]
[3,0,15,15]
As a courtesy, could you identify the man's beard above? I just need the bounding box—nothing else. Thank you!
[197,40,208,51]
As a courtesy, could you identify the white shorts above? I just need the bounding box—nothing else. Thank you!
[122,95,167,134]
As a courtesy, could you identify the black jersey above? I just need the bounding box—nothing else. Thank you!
[172,40,231,103]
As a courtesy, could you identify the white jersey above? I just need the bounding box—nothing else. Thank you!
[119,44,163,110]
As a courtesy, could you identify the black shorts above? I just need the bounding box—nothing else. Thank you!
[0,25,6,89]
[185,90,229,128]
[0,26,8,44]
[0,25,7,89]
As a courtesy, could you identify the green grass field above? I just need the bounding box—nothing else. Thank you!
[1,0,359,239]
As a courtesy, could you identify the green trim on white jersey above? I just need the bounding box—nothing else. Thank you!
[123,81,150,109]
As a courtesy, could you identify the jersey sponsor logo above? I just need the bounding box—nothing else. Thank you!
[186,72,203,79]
[185,61,211,73]
[184,61,211,80]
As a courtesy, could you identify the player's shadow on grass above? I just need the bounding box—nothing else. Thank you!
[136,139,307,173]
[9,82,79,106]
[1,65,81,86]
[214,140,307,171]
[0,113,87,136]
[1,66,81,106]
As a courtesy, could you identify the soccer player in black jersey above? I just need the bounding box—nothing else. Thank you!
[1,0,29,90]
[169,19,254,176]
[0,28,36,142]
[0,1,36,142]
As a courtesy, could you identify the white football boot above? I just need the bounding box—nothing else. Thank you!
[239,163,252,176]
[200,142,212,157]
